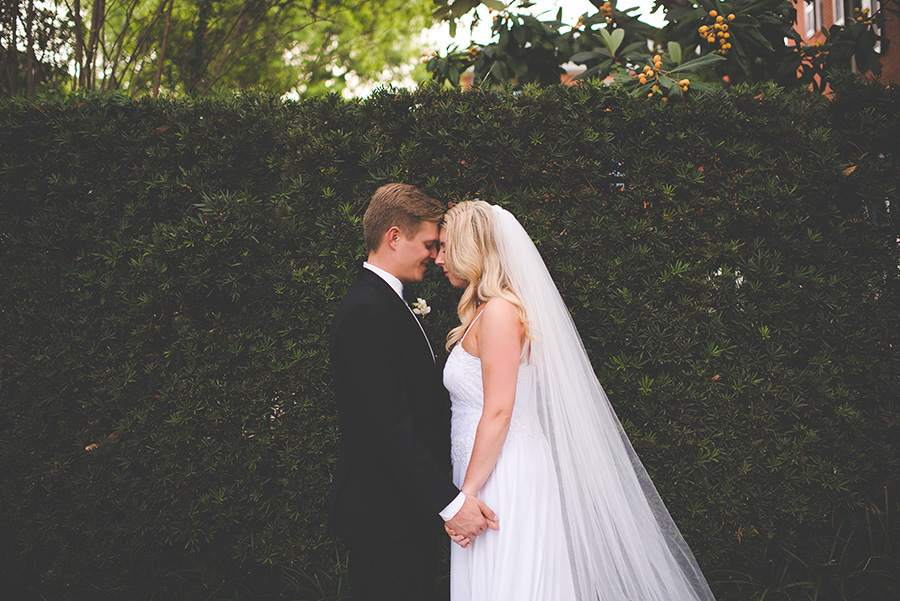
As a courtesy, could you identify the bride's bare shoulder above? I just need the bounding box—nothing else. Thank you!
[481,297,524,333]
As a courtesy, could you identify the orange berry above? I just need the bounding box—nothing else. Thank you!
[728,13,735,20]
[709,10,718,17]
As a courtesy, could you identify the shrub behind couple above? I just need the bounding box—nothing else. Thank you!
[328,184,716,601]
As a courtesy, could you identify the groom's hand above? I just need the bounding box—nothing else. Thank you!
[445,495,499,546]
[445,523,471,548]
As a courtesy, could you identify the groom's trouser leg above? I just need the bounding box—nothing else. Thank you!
[346,535,439,601]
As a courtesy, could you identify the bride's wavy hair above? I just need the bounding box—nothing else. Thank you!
[443,200,532,350]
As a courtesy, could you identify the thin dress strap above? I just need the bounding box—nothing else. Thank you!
[459,309,485,345]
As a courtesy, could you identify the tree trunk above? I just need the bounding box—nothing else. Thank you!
[3,0,21,96]
[152,0,176,97]
[24,0,36,97]
[188,0,213,93]
[83,0,106,89]
[73,0,84,90]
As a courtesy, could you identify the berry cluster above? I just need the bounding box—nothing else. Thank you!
[635,55,689,100]
[600,1,613,24]
[805,40,829,57]
[854,7,874,24]
[575,2,614,30]
[698,10,735,55]
[637,54,664,85]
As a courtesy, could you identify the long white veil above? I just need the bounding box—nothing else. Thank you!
[491,204,716,601]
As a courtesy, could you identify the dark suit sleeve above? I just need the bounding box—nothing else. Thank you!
[333,303,459,516]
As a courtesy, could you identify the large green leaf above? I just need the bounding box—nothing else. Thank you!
[668,41,683,65]
[673,52,728,73]
[610,28,626,54]
[481,0,507,11]
[571,59,612,80]
[598,27,626,55]
[744,28,775,52]
[620,41,649,55]
[571,49,611,63]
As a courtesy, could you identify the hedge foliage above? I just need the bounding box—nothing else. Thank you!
[1,75,899,599]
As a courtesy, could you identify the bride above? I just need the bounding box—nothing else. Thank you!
[436,200,716,601]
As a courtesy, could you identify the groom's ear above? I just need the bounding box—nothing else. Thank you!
[384,225,402,251]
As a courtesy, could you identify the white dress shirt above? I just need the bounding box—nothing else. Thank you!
[362,262,465,521]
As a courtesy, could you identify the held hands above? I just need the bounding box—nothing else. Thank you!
[444,494,498,548]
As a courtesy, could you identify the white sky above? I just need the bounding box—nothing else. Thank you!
[422,0,666,51]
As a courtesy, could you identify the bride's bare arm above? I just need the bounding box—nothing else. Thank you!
[460,298,525,498]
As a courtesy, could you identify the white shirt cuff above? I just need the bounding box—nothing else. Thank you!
[439,492,466,521]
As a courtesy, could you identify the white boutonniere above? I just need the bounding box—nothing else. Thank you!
[411,297,431,316]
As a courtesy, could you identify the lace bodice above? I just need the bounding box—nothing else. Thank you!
[444,343,544,464]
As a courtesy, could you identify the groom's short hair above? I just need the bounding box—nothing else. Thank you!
[363,183,444,252]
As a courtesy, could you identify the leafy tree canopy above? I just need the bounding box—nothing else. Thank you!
[1,0,433,97]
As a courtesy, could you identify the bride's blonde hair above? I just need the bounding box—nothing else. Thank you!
[443,200,532,350]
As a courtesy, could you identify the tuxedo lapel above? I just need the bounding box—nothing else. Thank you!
[357,268,435,362]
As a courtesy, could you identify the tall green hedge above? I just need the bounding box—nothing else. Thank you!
[1,76,898,599]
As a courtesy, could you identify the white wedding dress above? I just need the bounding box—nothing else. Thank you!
[441,203,716,601]
[444,314,577,601]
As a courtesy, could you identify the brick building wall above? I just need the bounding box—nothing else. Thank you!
[794,0,900,82]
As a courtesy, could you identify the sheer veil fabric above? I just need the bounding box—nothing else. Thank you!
[489,204,716,601]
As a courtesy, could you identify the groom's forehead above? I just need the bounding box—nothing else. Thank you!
[416,220,440,239]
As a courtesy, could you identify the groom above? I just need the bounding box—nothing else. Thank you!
[328,184,498,601]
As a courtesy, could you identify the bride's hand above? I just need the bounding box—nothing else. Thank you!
[445,523,472,548]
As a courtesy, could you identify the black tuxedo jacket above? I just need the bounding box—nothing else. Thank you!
[328,267,459,539]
